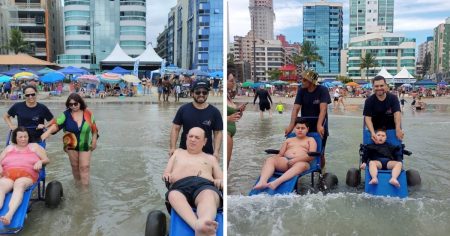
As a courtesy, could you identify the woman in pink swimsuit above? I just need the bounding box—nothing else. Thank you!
[0,127,49,225]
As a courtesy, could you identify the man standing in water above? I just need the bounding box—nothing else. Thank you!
[253,85,273,119]
[363,75,403,142]
[163,127,223,236]
[170,79,223,160]
[285,70,331,168]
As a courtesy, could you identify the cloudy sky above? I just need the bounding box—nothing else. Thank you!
[228,0,450,46]
[146,0,177,47]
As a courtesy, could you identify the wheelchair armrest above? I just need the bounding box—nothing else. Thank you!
[307,152,321,156]
[264,149,280,154]
[403,149,412,156]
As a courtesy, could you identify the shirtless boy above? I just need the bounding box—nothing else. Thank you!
[253,118,317,190]
[163,127,223,236]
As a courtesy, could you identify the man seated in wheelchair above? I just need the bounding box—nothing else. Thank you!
[0,127,49,225]
[162,127,223,236]
[360,129,403,188]
[253,118,317,191]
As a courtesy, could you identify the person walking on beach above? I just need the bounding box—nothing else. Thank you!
[169,80,223,160]
[285,70,331,168]
[41,93,98,186]
[253,85,273,119]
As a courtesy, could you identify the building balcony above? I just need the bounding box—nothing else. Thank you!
[14,3,44,11]
[34,48,47,55]
[8,18,45,27]
[23,33,46,41]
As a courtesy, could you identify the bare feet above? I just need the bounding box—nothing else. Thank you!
[267,181,281,190]
[253,181,269,190]
[369,178,378,185]
[0,214,12,225]
[389,178,401,188]
[195,219,218,236]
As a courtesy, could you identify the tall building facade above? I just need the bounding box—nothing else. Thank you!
[349,0,394,39]
[0,0,49,60]
[347,33,416,80]
[249,0,274,40]
[433,17,450,74]
[58,0,147,70]
[303,1,343,77]
[166,0,222,71]
[417,36,434,75]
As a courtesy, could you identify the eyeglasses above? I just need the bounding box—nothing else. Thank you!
[68,102,79,107]
[24,93,36,97]
[194,91,208,96]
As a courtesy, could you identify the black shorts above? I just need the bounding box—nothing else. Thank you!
[334,97,339,102]
[371,157,391,170]
[259,102,271,111]
[166,176,223,208]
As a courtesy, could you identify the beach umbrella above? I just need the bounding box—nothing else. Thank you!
[58,66,88,75]
[346,81,360,87]
[289,83,300,86]
[122,74,141,83]
[208,71,223,78]
[0,75,12,83]
[108,66,130,75]
[252,82,268,89]
[241,81,254,88]
[362,83,372,89]
[99,73,122,84]
[37,67,55,76]
[322,82,334,88]
[13,72,38,81]
[401,83,412,88]
[271,80,289,85]
[77,74,100,84]
[39,72,65,83]
[332,81,343,86]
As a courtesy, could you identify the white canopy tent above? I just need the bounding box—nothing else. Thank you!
[376,67,393,79]
[392,67,416,84]
[101,43,135,64]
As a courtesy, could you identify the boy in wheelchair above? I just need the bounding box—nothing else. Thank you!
[253,118,317,191]
[360,129,403,188]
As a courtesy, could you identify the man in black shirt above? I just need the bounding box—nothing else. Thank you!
[253,85,273,119]
[170,79,223,160]
[285,70,331,168]
[363,76,403,142]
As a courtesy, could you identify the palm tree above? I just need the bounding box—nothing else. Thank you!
[267,69,282,81]
[2,29,32,54]
[293,41,324,70]
[360,52,378,81]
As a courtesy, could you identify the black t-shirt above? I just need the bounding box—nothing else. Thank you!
[254,89,272,104]
[362,143,402,163]
[173,103,223,154]
[212,78,220,88]
[294,85,331,134]
[7,102,54,142]
[363,93,400,130]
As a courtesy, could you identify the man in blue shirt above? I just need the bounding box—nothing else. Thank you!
[285,70,331,168]
[170,79,223,160]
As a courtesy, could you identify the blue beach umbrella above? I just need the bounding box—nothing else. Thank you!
[39,72,65,83]
[322,82,334,88]
[208,71,223,78]
[0,75,12,83]
[362,83,372,89]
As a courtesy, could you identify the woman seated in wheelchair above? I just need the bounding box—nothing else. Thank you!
[360,129,402,188]
[0,127,49,225]
[253,118,317,190]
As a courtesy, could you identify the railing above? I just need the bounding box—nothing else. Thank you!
[14,3,43,9]
[23,33,46,39]
[9,18,37,24]
[35,48,47,54]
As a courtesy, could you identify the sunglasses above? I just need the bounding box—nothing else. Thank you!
[24,93,36,97]
[68,102,79,107]
[194,91,208,96]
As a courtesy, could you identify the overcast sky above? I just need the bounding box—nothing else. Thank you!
[146,0,177,47]
[228,0,450,46]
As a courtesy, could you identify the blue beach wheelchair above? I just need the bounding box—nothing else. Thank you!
[345,129,421,198]
[0,128,63,234]
[145,181,223,236]
[248,118,338,196]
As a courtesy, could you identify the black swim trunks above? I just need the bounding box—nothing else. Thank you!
[259,101,271,111]
[166,176,223,208]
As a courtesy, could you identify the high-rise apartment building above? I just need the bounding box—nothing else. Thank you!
[57,0,147,70]
[417,36,434,75]
[433,17,450,74]
[165,0,222,71]
[249,0,274,40]
[303,1,343,77]
[349,0,394,39]
[0,0,49,60]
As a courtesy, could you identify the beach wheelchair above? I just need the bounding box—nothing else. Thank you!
[345,129,421,198]
[249,118,338,196]
[145,181,223,236]
[0,129,63,234]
